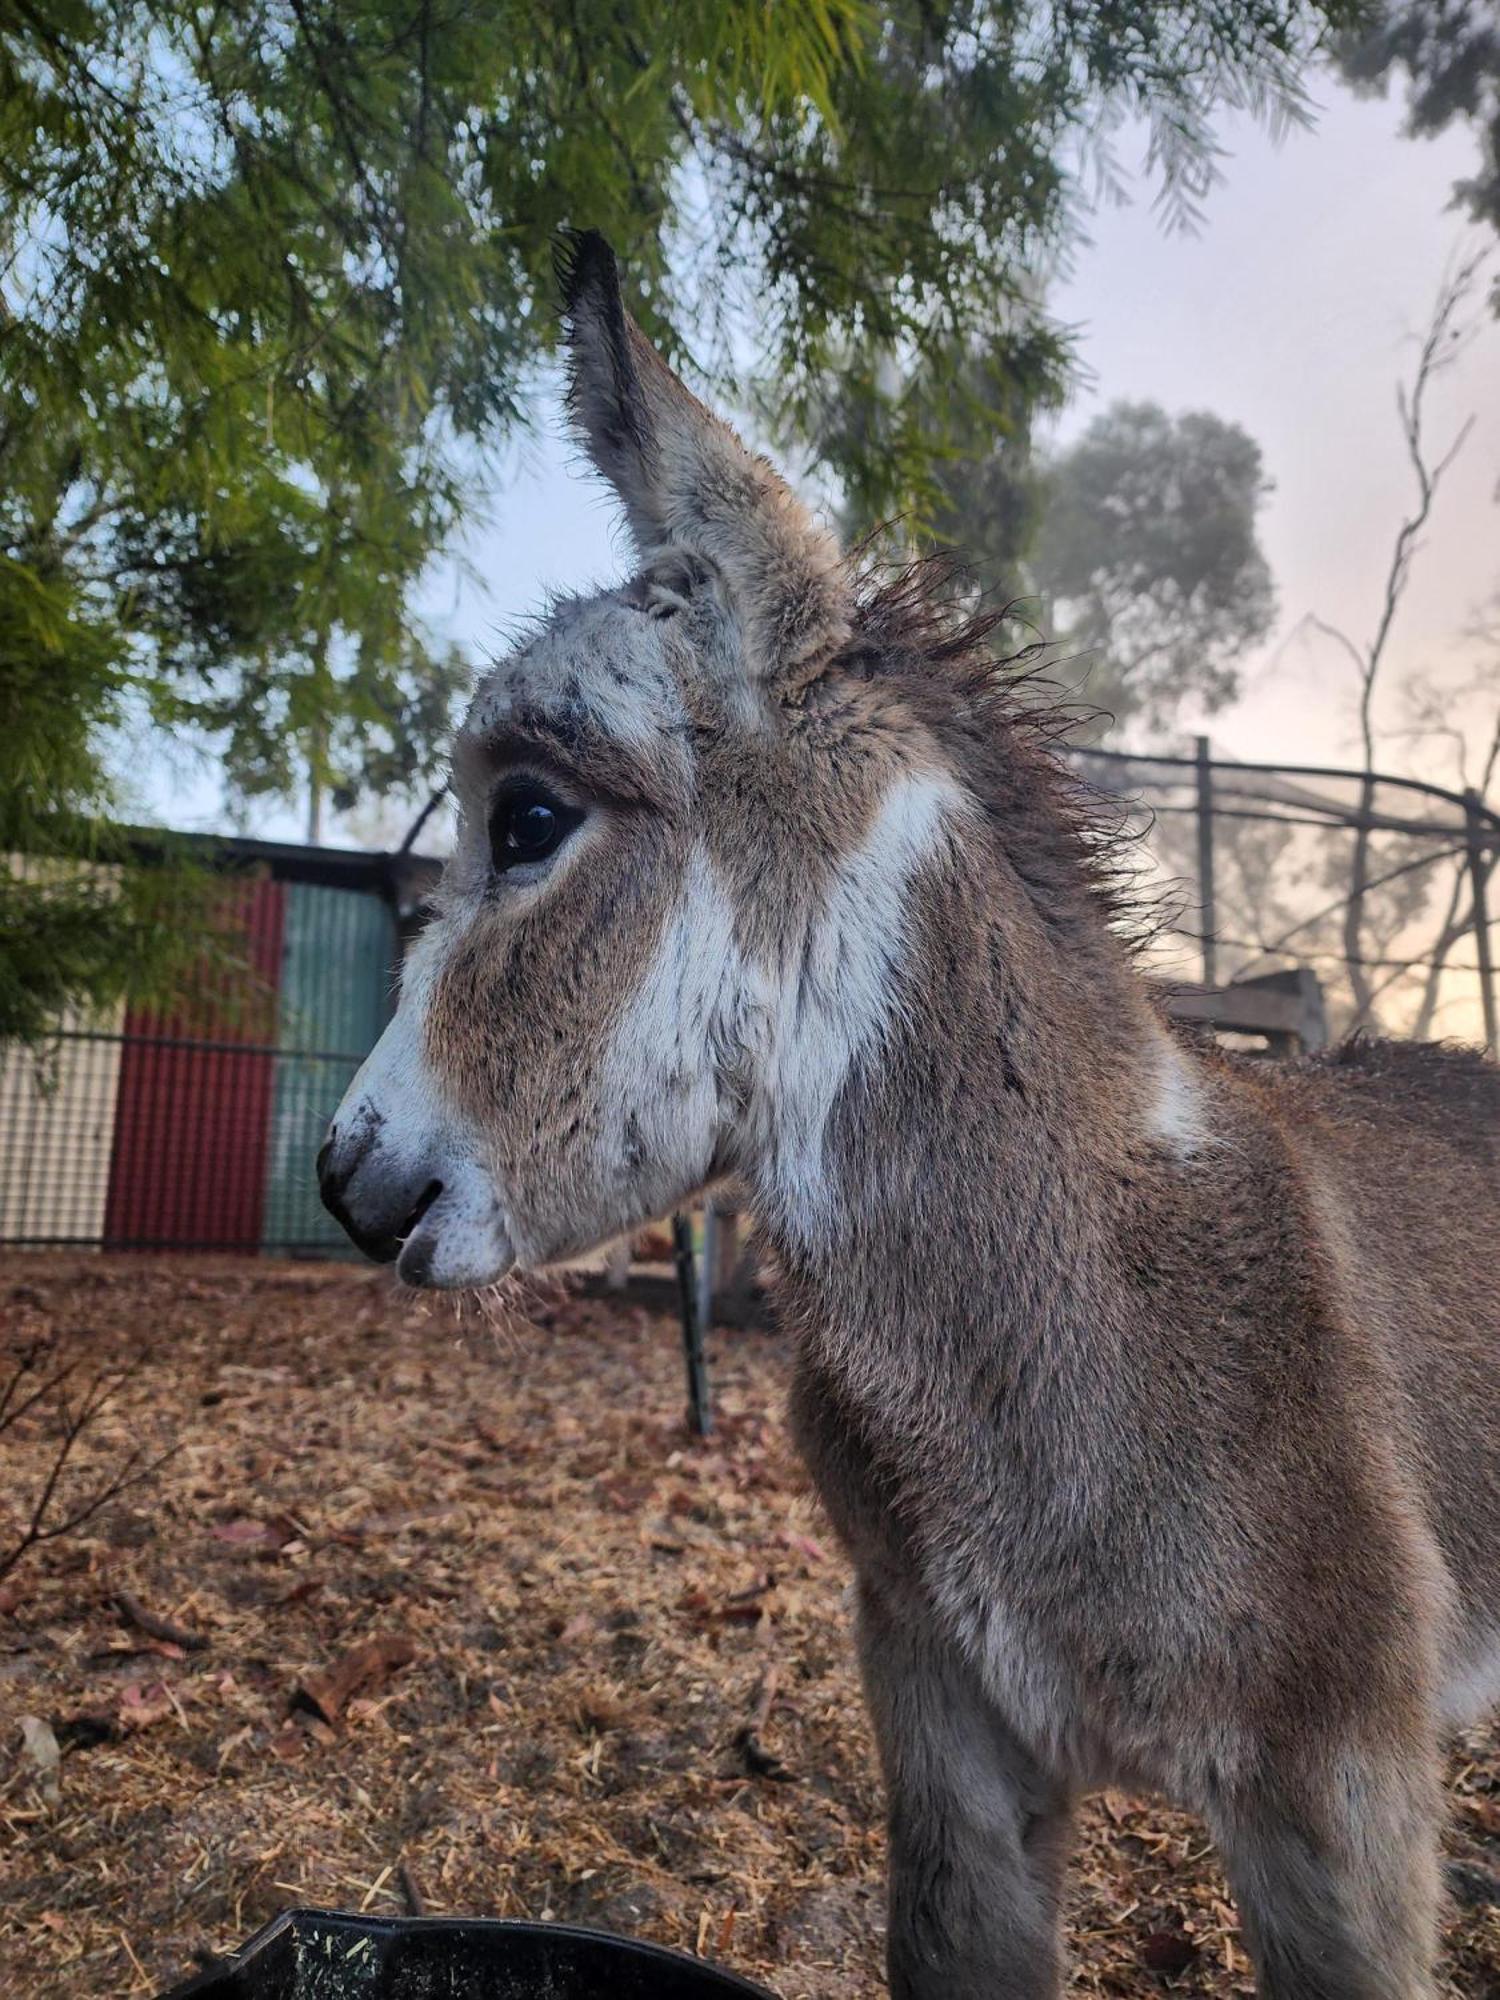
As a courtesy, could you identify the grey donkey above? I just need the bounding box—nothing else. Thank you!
[319,233,1500,1998]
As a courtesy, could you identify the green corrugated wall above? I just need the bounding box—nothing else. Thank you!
[262,883,397,1251]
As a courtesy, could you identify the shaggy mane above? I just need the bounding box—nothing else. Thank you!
[832,552,1159,953]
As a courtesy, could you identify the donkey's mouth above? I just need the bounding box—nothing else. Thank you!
[393,1187,515,1291]
[319,1119,514,1290]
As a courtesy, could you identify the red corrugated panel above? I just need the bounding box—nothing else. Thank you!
[104,878,285,1249]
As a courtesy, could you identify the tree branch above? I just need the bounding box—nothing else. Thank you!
[0,1345,176,1585]
[1310,252,1486,1030]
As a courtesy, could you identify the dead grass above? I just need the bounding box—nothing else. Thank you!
[0,1258,1496,1998]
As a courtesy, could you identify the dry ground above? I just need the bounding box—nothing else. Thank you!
[1,1259,1497,1999]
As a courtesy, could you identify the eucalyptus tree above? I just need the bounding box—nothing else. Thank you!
[2,0,1360,1030]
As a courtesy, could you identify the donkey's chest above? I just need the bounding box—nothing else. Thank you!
[790,1360,1228,1792]
[929,1538,1221,1791]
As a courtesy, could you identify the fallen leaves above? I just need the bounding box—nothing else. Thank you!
[677,1573,783,1631]
[41,1684,176,1755]
[290,1635,417,1729]
[208,1513,301,1554]
[4,1258,1499,2000]
[117,1680,176,1733]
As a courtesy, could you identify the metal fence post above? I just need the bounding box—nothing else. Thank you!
[696,1202,718,1334]
[1195,736,1217,989]
[671,1211,713,1437]
[1463,790,1498,1058]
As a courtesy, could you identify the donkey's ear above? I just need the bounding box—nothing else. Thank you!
[556,231,663,549]
[558,230,849,676]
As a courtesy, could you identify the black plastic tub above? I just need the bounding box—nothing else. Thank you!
[160,1909,781,1999]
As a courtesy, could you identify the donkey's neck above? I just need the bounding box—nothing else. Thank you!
[748,846,1199,1421]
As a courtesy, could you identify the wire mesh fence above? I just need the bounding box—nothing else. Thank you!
[0,841,418,1255]
[0,1036,365,1250]
[1078,744,1499,1055]
[0,757,1494,1257]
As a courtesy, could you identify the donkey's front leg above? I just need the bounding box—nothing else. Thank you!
[1212,1737,1442,2000]
[857,1580,1074,2000]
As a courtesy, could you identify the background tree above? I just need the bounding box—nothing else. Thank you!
[1,0,1363,1033]
[1137,256,1499,1044]
[847,382,1276,741]
[1027,403,1277,733]
[1293,252,1485,1032]
[0,565,208,1041]
[1336,1,1500,297]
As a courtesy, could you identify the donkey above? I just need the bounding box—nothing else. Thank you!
[319,233,1500,1999]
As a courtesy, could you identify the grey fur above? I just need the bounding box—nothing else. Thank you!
[324,238,1499,2000]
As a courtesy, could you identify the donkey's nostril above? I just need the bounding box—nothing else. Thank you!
[317,1136,440,1267]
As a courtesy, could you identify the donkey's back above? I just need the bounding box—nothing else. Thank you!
[1262,1035,1500,1720]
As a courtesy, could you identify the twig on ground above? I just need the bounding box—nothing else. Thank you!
[396,1859,426,1917]
[734,1663,793,1781]
[112,1589,209,1654]
[0,1341,176,1584]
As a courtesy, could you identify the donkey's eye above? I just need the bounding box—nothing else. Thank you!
[489,782,583,873]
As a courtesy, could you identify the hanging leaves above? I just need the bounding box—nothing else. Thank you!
[1,0,1361,1031]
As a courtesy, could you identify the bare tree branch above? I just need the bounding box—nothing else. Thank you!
[1304,251,1489,1030]
[0,1341,175,1585]
[1412,860,1471,1042]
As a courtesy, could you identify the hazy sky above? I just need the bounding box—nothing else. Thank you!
[1047,88,1499,780]
[141,73,1499,845]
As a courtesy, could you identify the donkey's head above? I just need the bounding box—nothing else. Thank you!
[318,234,1140,1289]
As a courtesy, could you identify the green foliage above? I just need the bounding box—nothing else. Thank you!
[1,0,1362,762]
[730,2,1358,523]
[0,0,1357,1030]
[1029,403,1277,733]
[0,856,205,1046]
[882,391,1277,738]
[0,552,213,1041]
[1337,2,1500,266]
[1,0,478,817]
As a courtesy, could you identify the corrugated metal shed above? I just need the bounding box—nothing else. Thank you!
[0,856,127,1244]
[261,883,397,1250]
[103,879,285,1249]
[2,837,436,1254]
[0,1002,126,1244]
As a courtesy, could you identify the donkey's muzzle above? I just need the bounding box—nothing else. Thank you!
[318,1120,441,1266]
